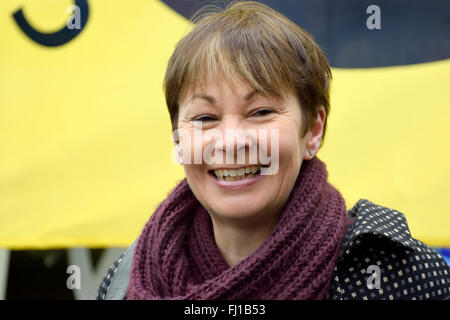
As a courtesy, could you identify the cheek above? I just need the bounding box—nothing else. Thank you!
[182,164,208,197]
[177,127,207,165]
[183,164,203,179]
[269,118,303,165]
[278,130,302,166]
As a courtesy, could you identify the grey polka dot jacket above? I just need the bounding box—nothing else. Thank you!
[97,199,450,300]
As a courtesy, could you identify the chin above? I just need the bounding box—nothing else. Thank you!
[208,200,267,220]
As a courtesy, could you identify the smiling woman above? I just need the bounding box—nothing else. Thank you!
[97,1,450,300]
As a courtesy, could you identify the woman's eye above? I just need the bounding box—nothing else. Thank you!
[251,108,273,117]
[193,115,216,122]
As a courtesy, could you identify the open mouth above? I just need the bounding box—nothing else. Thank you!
[208,165,267,181]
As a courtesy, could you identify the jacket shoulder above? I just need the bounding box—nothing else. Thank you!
[330,199,450,300]
[96,239,137,300]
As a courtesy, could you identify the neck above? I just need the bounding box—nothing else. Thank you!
[210,210,282,267]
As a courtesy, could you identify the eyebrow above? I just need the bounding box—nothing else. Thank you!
[191,89,258,104]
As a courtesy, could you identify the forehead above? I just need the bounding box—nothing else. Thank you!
[190,89,261,104]
[181,79,287,107]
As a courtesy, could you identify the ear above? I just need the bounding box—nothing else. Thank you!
[172,135,183,165]
[304,105,326,160]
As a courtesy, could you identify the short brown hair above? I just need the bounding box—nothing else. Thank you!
[163,1,332,146]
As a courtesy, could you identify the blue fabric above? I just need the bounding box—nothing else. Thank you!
[434,248,450,267]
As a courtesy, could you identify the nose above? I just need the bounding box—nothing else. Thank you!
[212,115,255,164]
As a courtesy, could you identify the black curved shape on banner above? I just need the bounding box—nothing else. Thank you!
[161,0,450,68]
[12,0,89,47]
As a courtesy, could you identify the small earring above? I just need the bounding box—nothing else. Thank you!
[308,151,313,158]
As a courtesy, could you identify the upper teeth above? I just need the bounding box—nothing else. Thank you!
[213,165,261,178]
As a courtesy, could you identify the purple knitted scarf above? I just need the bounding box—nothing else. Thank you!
[126,157,348,299]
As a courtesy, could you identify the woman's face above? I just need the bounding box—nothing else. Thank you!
[176,73,323,225]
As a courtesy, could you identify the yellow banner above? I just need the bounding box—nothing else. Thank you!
[0,0,449,249]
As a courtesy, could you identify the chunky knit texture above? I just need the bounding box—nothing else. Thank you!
[126,157,348,300]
